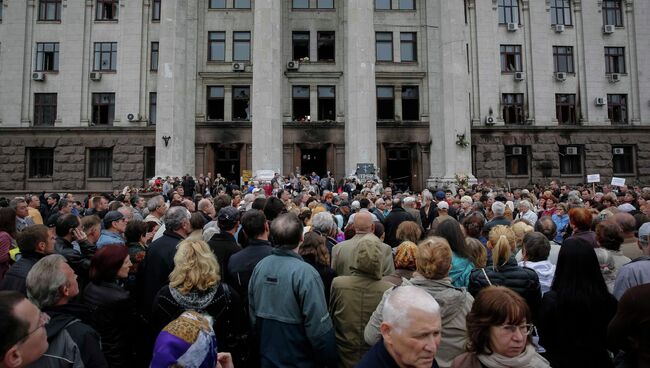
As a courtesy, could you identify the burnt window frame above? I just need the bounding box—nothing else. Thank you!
[317,85,336,121]
[317,31,335,62]
[91,93,116,126]
[206,86,225,121]
[401,86,419,121]
[292,31,310,61]
[377,86,395,121]
[292,85,311,121]
[232,86,250,121]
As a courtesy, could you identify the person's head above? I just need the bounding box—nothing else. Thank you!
[270,213,304,250]
[521,232,550,262]
[103,210,127,233]
[240,210,268,240]
[534,216,557,241]
[416,237,452,280]
[466,237,488,268]
[462,213,485,239]
[89,245,131,283]
[217,206,240,232]
[354,211,375,234]
[396,221,422,244]
[487,225,516,269]
[569,207,593,232]
[169,239,220,294]
[380,286,442,368]
[147,195,167,217]
[0,207,17,239]
[55,214,80,238]
[16,225,54,255]
[393,241,418,271]
[517,200,532,214]
[131,195,145,210]
[197,199,215,219]
[638,222,650,256]
[299,231,330,266]
[189,212,207,233]
[80,215,101,244]
[9,198,29,219]
[511,221,533,248]
[0,291,49,368]
[596,220,624,252]
[124,220,148,244]
[56,199,73,215]
[263,197,285,222]
[251,197,267,211]
[27,195,41,209]
[165,206,192,236]
[26,254,78,309]
[613,212,637,236]
[311,212,336,237]
[434,219,471,259]
[466,286,533,358]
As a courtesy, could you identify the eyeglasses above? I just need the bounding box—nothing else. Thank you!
[16,312,50,345]
[499,323,534,335]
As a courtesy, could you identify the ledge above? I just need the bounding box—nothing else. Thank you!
[471,125,650,132]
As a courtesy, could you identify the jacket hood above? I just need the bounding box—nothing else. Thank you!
[518,260,555,278]
[43,303,92,339]
[169,285,219,311]
[350,236,384,280]
[407,276,471,322]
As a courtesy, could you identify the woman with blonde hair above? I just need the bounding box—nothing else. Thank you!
[511,220,534,253]
[468,225,542,321]
[150,239,247,365]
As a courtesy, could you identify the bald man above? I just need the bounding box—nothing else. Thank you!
[331,212,395,277]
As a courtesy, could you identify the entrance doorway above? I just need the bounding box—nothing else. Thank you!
[215,147,240,183]
[386,148,411,191]
[301,149,327,178]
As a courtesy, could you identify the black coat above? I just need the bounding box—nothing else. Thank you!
[383,207,415,247]
[419,204,437,230]
[207,232,241,280]
[54,237,96,291]
[227,238,273,306]
[0,251,46,294]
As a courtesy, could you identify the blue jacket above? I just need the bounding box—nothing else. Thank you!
[449,253,474,288]
[249,248,338,367]
[96,230,125,249]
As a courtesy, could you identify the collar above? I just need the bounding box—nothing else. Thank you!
[271,248,303,260]
[247,239,272,247]
[163,229,186,241]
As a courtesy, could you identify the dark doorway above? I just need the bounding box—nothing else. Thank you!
[386,148,411,191]
[215,147,240,183]
[301,149,327,178]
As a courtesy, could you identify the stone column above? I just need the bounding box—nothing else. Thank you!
[155,0,198,177]
[426,0,473,190]
[344,0,377,175]
[251,0,283,174]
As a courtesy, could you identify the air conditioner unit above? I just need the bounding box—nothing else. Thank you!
[127,113,141,122]
[566,146,578,155]
[232,62,245,71]
[613,148,625,155]
[485,115,496,125]
[514,72,525,81]
[512,146,523,155]
[89,72,102,81]
[595,97,606,106]
[603,25,615,34]
[554,24,565,33]
[507,23,519,32]
[286,60,299,70]
[32,72,45,81]
[554,72,567,81]
[608,73,621,83]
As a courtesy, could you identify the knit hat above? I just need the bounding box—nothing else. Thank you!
[150,311,217,368]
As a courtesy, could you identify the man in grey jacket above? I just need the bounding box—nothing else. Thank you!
[613,222,650,299]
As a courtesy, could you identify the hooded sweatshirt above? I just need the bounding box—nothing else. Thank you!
[518,260,556,295]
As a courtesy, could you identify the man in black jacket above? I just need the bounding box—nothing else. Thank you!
[0,225,55,294]
[53,214,96,291]
[383,197,415,247]
[208,206,242,279]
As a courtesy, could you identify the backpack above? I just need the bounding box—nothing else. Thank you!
[31,319,85,368]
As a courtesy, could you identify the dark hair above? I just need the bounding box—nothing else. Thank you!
[569,207,593,231]
[466,286,532,354]
[241,210,267,240]
[359,198,370,209]
[270,213,303,249]
[263,197,286,222]
[596,220,624,252]
[251,197,267,211]
[214,194,232,213]
[344,226,356,240]
[0,207,17,238]
[89,245,129,283]
[55,214,80,237]
[434,218,472,259]
[373,221,385,239]
[276,189,286,199]
[534,216,557,241]
[130,195,141,207]
[16,225,49,253]
[124,220,148,243]
[522,232,550,262]
[146,221,159,233]
[0,291,30,357]
[57,198,70,210]
[80,215,101,233]
[190,212,207,232]
[462,213,485,239]
[299,231,330,266]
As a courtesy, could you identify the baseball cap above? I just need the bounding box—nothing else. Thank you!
[217,206,240,222]
[437,201,449,210]
[617,203,636,213]
[103,210,124,227]
[435,191,445,200]
[638,222,650,243]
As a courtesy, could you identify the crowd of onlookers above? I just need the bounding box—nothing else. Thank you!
[0,175,649,368]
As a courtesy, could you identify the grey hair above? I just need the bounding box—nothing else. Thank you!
[165,206,191,231]
[311,212,336,233]
[147,195,165,212]
[26,254,69,309]
[9,197,26,209]
[492,201,506,216]
[519,200,533,211]
[197,198,213,212]
[403,196,416,206]
[383,286,440,332]
[422,191,433,202]
[118,206,133,220]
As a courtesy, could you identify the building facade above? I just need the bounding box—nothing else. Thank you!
[0,0,647,193]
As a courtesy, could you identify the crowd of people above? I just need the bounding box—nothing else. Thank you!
[0,174,649,368]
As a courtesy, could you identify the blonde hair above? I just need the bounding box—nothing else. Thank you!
[511,221,534,248]
[169,239,220,294]
[488,225,516,270]
[396,221,422,243]
[466,237,487,268]
[416,237,452,280]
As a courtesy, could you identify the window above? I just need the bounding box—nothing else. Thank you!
[505,145,529,176]
[150,42,159,71]
[377,86,395,120]
[376,32,393,62]
[233,0,250,8]
[28,148,54,179]
[317,32,335,61]
[293,32,310,60]
[93,42,117,71]
[92,93,115,125]
[209,0,226,8]
[401,86,419,121]
[207,86,224,120]
[152,0,161,21]
[292,0,309,9]
[502,94,524,125]
[559,145,582,175]
[144,147,156,179]
[292,86,310,121]
[375,0,391,9]
[208,32,226,61]
[317,0,334,8]
[497,0,519,24]
[612,146,634,175]
[556,94,577,125]
[34,93,57,126]
[602,0,623,27]
[233,32,250,61]
[550,0,572,25]
[35,43,59,72]
[88,148,112,178]
[149,92,157,125]
[232,86,250,120]
[500,45,522,72]
[96,0,118,21]
[607,94,627,124]
[400,33,417,62]
[605,47,625,74]
[317,86,335,121]
[553,46,574,73]
[399,0,415,9]
[39,0,62,21]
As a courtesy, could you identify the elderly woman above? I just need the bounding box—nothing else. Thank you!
[382,241,417,286]
[595,220,631,292]
[310,211,339,253]
[452,286,551,368]
[365,237,474,368]
[551,202,569,244]
[511,220,533,254]
[567,207,598,247]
